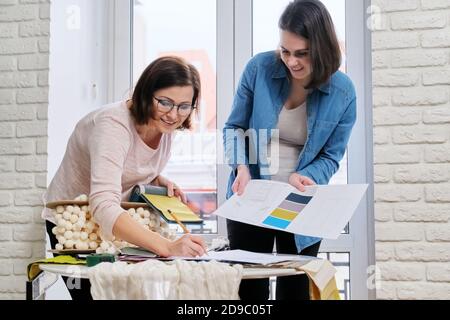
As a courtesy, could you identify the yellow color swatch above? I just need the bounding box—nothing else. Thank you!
[143,194,203,223]
[270,208,298,221]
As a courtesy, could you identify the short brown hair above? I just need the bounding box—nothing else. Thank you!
[130,56,201,129]
[279,0,341,89]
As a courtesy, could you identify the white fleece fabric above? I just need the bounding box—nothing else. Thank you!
[88,260,243,300]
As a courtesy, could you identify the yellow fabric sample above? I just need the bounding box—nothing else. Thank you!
[27,255,86,281]
[143,194,203,223]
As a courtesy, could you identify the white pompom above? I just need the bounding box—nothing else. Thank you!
[64,239,74,249]
[57,227,66,234]
[56,206,64,214]
[64,221,73,231]
[65,205,74,213]
[72,223,82,232]
[81,205,88,212]
[85,221,94,232]
[75,240,83,249]
[77,217,86,226]
[72,231,80,240]
[55,243,64,250]
[80,231,88,241]
[64,230,73,240]
[57,219,65,228]
[51,226,58,235]
[96,247,104,254]
[143,210,150,218]
[79,194,88,201]
[89,233,98,241]
[136,207,144,215]
[80,242,89,250]
[127,208,136,215]
[73,206,81,215]
[89,241,99,250]
[70,214,78,224]
[62,211,71,220]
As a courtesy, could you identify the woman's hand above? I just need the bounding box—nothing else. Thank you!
[232,165,251,196]
[152,175,187,204]
[167,234,207,257]
[288,173,316,192]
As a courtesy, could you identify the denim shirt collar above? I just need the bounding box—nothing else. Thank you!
[271,57,331,95]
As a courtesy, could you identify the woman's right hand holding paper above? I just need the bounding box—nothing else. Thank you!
[231,165,251,196]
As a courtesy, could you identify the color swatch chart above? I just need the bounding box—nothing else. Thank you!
[262,193,312,230]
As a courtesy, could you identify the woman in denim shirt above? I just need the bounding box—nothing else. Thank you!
[223,0,356,300]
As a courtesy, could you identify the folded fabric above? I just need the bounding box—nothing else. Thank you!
[271,259,340,300]
[88,259,243,300]
[27,255,86,281]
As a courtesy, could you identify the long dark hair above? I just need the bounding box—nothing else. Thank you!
[279,0,341,89]
[130,56,201,129]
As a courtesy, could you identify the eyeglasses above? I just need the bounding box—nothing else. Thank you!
[153,96,195,116]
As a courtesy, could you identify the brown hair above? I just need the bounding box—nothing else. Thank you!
[279,0,341,89]
[130,56,201,129]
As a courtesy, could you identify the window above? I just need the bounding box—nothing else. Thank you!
[133,0,218,234]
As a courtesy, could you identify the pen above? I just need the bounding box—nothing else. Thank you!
[167,209,208,256]
[167,209,190,234]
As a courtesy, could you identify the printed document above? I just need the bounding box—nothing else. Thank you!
[213,180,368,239]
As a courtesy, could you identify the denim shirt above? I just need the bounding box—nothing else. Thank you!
[223,51,357,252]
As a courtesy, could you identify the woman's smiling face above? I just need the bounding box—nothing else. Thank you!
[150,85,194,133]
[279,30,312,83]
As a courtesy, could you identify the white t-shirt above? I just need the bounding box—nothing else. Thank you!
[269,102,307,182]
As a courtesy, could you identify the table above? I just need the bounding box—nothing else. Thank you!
[27,263,304,300]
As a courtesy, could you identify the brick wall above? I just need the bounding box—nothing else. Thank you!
[372,0,450,299]
[0,0,49,299]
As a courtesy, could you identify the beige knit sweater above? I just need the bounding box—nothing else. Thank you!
[43,101,172,239]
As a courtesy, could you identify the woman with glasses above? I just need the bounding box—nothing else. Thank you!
[43,56,207,299]
[224,0,356,300]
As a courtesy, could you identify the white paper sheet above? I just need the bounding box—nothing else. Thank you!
[213,180,368,239]
[171,249,316,265]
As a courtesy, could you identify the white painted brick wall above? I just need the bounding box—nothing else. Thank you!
[0,0,49,299]
[372,0,450,300]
